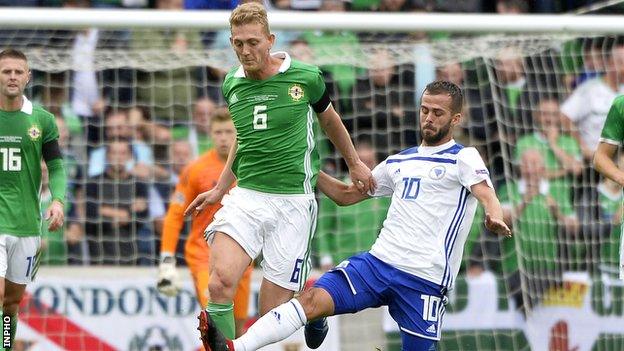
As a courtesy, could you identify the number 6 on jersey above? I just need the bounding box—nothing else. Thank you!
[253,105,268,130]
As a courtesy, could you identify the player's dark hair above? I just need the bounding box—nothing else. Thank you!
[423,80,464,114]
[0,48,27,62]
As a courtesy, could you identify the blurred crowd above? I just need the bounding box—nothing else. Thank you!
[1,0,624,317]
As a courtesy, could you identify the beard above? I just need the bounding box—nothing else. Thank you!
[420,122,452,145]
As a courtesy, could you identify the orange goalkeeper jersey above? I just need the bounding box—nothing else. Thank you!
[161,149,232,262]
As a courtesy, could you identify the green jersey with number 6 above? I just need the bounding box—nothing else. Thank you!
[0,98,59,236]
[222,52,329,194]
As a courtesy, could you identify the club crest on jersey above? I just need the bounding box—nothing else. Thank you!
[27,125,41,140]
[429,165,446,180]
[288,84,304,101]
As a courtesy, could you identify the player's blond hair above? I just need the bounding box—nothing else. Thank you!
[212,107,232,124]
[229,2,270,36]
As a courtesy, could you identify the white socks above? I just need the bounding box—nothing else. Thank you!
[233,299,307,351]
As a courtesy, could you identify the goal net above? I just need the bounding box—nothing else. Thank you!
[6,8,624,351]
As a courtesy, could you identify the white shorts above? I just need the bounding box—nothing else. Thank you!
[0,235,41,285]
[206,187,317,292]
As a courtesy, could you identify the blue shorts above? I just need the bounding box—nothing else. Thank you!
[314,253,445,351]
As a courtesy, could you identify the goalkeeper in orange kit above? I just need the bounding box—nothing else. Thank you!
[157,107,252,336]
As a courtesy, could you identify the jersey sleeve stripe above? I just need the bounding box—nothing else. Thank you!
[599,137,621,146]
[302,106,315,194]
[387,156,457,164]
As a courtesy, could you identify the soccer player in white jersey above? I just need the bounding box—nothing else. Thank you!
[200,80,512,351]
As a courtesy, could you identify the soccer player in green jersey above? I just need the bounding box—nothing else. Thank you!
[0,49,67,349]
[594,95,624,279]
[184,2,374,348]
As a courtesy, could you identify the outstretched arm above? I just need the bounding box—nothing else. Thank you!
[43,140,67,232]
[470,180,511,237]
[317,171,369,206]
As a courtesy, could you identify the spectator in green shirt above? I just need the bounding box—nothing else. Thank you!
[499,149,578,311]
[515,97,583,202]
[315,140,390,271]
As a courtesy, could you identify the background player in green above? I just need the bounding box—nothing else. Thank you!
[184,2,374,347]
[0,49,66,349]
[594,94,624,279]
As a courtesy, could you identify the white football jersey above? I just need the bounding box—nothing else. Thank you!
[368,139,492,291]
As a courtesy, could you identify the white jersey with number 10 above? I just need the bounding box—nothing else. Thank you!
[367,140,492,291]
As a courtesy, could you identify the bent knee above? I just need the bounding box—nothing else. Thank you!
[298,288,333,320]
[208,269,237,299]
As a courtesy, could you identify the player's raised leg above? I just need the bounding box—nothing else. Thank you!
[257,278,295,315]
[206,253,386,351]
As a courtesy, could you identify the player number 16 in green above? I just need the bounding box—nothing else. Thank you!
[0,147,21,171]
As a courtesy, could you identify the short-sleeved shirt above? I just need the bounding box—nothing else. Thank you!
[222,52,329,195]
[561,78,624,151]
[498,179,575,274]
[515,131,581,200]
[367,140,492,290]
[0,97,59,236]
[599,95,624,146]
[515,132,581,170]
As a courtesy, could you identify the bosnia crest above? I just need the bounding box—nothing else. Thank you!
[288,84,304,101]
[429,165,446,180]
[28,125,41,140]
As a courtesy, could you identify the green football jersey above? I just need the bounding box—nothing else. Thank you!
[0,97,59,236]
[600,95,624,145]
[498,180,574,274]
[222,53,327,194]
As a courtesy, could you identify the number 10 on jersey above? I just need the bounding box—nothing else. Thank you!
[253,105,268,130]
[401,177,421,200]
